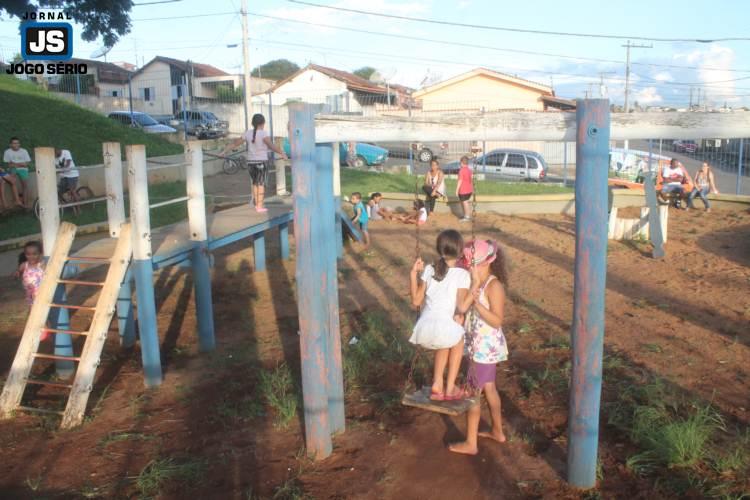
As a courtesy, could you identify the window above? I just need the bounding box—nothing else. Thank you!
[106,90,120,97]
[505,154,527,169]
[139,87,155,102]
[528,157,540,169]
[484,153,504,166]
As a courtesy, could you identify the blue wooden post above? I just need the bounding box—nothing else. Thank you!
[117,268,136,348]
[644,139,665,259]
[51,283,74,377]
[289,103,332,459]
[127,144,163,387]
[186,141,216,352]
[567,99,610,488]
[279,222,290,260]
[333,143,343,259]
[316,144,345,434]
[253,233,266,271]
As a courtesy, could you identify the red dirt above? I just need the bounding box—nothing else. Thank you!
[0,207,748,499]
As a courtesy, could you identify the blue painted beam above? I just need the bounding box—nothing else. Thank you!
[290,103,332,459]
[118,267,136,348]
[206,212,293,251]
[316,144,345,434]
[133,258,162,387]
[338,210,362,242]
[567,99,610,489]
[279,222,290,260]
[253,233,266,272]
[50,283,74,378]
[191,242,215,352]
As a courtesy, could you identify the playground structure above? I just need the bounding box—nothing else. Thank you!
[1,101,749,491]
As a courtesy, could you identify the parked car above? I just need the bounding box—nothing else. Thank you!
[282,140,388,167]
[672,140,698,154]
[443,149,548,181]
[169,110,228,139]
[107,111,177,134]
[375,141,449,163]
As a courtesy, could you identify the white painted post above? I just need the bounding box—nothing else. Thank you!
[186,142,207,242]
[103,142,125,238]
[607,207,617,240]
[127,146,152,261]
[275,158,287,196]
[659,205,669,243]
[639,207,650,239]
[35,147,60,253]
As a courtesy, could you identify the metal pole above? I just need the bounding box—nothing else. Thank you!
[75,73,81,105]
[316,143,345,434]
[181,76,188,142]
[186,141,215,351]
[240,0,251,132]
[268,91,275,161]
[482,140,487,174]
[737,138,744,195]
[563,141,568,186]
[289,102,332,459]
[127,144,162,387]
[128,75,134,116]
[567,99,610,489]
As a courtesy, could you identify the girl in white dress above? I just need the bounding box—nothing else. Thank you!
[409,230,471,400]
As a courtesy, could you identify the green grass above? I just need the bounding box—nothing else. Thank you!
[339,168,572,198]
[0,75,182,165]
[258,363,299,428]
[136,457,205,498]
[0,180,188,240]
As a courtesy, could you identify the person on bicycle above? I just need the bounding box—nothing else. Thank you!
[54,148,81,215]
[220,114,287,213]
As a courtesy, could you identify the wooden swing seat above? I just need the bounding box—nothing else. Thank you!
[401,386,478,416]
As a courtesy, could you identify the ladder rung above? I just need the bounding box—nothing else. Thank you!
[66,256,110,262]
[32,353,80,362]
[49,304,96,311]
[42,328,89,336]
[17,405,63,415]
[58,279,105,287]
[26,379,73,389]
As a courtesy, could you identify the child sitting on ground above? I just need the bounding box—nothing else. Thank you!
[449,239,509,455]
[409,230,471,401]
[350,192,370,249]
[15,241,50,341]
[367,192,396,221]
[398,199,428,225]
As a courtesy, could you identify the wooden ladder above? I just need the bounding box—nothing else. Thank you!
[0,222,133,429]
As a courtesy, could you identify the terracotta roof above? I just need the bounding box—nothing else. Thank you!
[413,68,552,99]
[69,57,132,84]
[136,56,229,77]
[269,64,388,94]
[541,95,576,109]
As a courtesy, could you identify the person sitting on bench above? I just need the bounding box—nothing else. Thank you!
[656,159,692,209]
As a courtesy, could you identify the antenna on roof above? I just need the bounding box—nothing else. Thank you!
[90,45,112,62]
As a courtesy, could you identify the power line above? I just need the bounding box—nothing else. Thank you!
[288,0,750,43]
[248,11,750,73]
[132,11,236,21]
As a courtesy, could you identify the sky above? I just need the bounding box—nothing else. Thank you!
[1,0,749,108]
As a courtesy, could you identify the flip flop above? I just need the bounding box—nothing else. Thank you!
[429,389,446,401]
[444,387,470,401]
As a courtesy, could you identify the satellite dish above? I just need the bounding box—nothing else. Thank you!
[90,46,112,61]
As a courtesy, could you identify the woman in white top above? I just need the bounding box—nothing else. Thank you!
[222,114,287,213]
[422,159,445,216]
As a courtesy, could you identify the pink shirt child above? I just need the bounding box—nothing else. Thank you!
[458,164,473,195]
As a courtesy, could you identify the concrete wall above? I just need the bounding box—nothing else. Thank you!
[256,69,363,113]
[129,61,174,116]
[51,91,147,115]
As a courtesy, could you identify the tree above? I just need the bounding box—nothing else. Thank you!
[1,0,134,47]
[251,59,299,81]
[353,66,376,80]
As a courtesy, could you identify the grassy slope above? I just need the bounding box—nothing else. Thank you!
[0,76,182,165]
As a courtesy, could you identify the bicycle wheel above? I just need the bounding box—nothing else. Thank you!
[223,157,240,175]
[76,186,94,201]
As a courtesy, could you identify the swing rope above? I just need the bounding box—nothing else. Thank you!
[403,170,424,396]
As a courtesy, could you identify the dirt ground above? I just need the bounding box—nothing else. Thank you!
[0,206,748,499]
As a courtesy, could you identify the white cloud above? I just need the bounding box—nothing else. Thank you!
[674,44,738,105]
[457,1,471,8]
[633,86,663,105]
[652,71,673,82]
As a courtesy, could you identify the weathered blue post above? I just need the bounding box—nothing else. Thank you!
[644,139,665,259]
[117,270,136,348]
[567,99,610,488]
[333,142,343,259]
[186,141,216,352]
[316,144,345,434]
[737,138,744,195]
[127,145,163,387]
[289,103,332,459]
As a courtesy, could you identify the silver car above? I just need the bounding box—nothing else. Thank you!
[108,111,177,134]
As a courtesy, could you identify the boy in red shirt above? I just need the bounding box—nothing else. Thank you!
[456,156,473,222]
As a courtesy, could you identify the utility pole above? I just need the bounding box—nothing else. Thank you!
[622,40,652,149]
[240,0,251,132]
[598,71,615,97]
[689,87,693,109]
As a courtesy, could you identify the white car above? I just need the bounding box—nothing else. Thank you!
[108,111,177,134]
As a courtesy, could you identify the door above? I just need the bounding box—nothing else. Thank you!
[483,153,504,174]
[502,153,527,178]
[526,155,540,180]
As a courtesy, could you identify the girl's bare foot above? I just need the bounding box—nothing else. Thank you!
[478,429,506,443]
[448,441,478,455]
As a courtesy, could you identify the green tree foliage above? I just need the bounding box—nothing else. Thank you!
[251,59,299,81]
[353,66,377,80]
[1,0,133,47]
[216,85,243,102]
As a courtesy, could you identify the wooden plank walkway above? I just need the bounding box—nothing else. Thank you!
[73,200,294,268]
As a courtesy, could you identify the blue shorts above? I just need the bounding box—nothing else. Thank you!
[358,220,368,232]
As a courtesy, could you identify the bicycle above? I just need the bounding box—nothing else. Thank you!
[33,183,95,220]
[221,152,246,175]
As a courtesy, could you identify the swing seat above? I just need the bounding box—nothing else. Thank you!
[401,386,478,416]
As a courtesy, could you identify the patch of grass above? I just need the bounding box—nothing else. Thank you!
[642,343,664,354]
[99,431,154,447]
[521,357,570,397]
[517,323,534,335]
[273,477,309,500]
[710,429,750,474]
[25,475,42,492]
[339,167,573,198]
[216,396,265,423]
[136,457,205,498]
[258,363,298,428]
[542,335,570,350]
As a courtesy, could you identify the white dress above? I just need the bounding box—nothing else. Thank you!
[409,265,470,349]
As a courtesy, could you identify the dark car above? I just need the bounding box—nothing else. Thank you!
[374,141,449,163]
[443,149,548,182]
[170,110,228,139]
